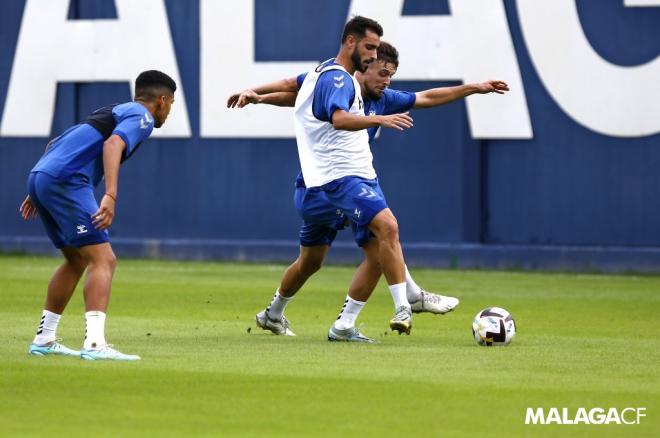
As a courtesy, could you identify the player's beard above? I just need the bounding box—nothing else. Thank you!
[351,46,368,73]
[366,88,382,100]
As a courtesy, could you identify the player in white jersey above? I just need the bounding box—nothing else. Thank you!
[230,16,421,339]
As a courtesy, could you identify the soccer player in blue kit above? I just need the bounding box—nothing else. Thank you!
[229,18,508,341]
[19,70,177,360]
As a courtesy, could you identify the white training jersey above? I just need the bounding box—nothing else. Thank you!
[293,61,376,188]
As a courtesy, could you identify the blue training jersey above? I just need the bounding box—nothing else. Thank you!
[296,59,357,123]
[32,102,155,187]
[293,76,416,187]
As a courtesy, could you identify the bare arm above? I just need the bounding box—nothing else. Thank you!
[260,92,298,107]
[233,90,299,108]
[332,110,413,132]
[227,77,299,108]
[92,134,126,230]
[413,80,509,109]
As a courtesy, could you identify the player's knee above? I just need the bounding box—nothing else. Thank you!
[362,240,382,267]
[64,253,88,274]
[106,252,117,273]
[375,217,399,243]
[299,255,324,275]
[90,251,117,274]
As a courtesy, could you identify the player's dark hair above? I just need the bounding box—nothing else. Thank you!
[341,16,383,43]
[135,70,177,100]
[377,41,399,68]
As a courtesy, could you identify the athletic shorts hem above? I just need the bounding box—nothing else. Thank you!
[68,232,110,248]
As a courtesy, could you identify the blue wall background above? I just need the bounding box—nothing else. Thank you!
[1,0,659,272]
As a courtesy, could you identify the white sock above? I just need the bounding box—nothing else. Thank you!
[266,290,292,320]
[32,310,61,345]
[405,265,423,303]
[84,311,107,350]
[389,282,410,310]
[334,296,365,330]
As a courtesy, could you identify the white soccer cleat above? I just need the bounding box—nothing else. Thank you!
[80,345,141,361]
[410,290,460,314]
[389,306,413,335]
[328,324,375,343]
[255,310,296,336]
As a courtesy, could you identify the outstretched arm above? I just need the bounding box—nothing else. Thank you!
[227,77,299,108]
[261,92,298,107]
[232,90,299,108]
[413,80,509,109]
[332,110,413,132]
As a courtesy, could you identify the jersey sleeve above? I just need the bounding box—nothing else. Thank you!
[311,70,355,122]
[382,89,416,115]
[296,72,308,90]
[112,104,154,155]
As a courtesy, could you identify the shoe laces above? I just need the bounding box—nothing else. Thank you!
[265,309,290,328]
[50,337,63,346]
[421,291,444,304]
[351,323,366,337]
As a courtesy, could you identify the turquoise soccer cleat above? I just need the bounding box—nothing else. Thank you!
[28,340,80,357]
[80,345,141,361]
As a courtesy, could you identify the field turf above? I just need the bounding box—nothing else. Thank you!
[0,255,658,437]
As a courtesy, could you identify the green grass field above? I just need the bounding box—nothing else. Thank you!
[0,255,658,437]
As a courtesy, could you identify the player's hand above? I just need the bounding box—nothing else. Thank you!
[227,90,261,108]
[92,194,116,231]
[379,112,414,131]
[475,80,509,94]
[235,90,261,108]
[19,195,38,220]
[227,92,241,108]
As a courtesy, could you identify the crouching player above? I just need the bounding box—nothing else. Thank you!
[20,70,176,360]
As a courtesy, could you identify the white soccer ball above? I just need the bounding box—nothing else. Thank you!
[472,307,516,346]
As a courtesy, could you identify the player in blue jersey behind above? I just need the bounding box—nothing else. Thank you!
[19,70,176,360]
[229,40,508,342]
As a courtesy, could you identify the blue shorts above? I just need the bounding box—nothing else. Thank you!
[27,171,109,249]
[321,176,388,227]
[294,176,387,247]
[295,186,346,247]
